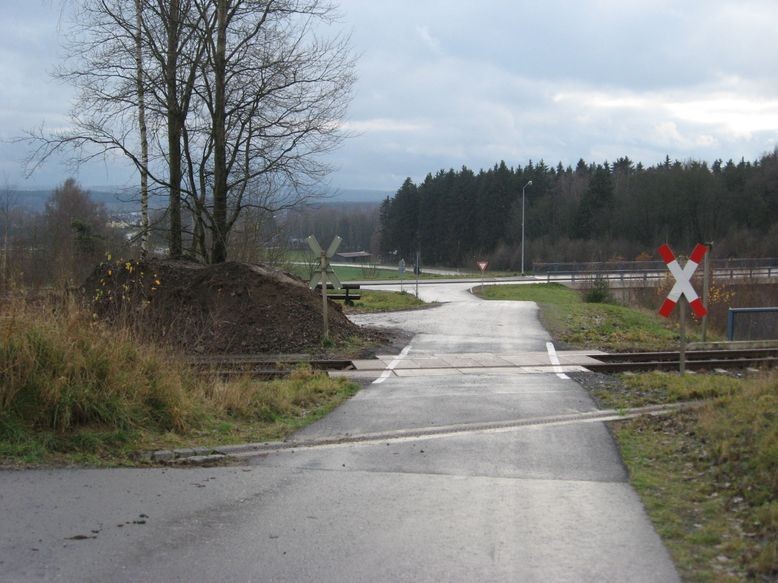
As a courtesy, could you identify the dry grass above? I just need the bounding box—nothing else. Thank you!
[201,366,353,422]
[0,300,358,465]
[0,300,197,434]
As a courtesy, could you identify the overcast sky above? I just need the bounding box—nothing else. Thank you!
[2,0,778,193]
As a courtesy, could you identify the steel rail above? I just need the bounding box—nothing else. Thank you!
[587,357,778,373]
[187,348,778,378]
[595,348,778,363]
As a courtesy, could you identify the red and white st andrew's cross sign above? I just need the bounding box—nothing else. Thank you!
[658,243,708,318]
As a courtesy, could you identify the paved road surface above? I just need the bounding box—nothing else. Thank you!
[0,283,680,582]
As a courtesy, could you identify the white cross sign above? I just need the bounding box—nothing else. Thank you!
[307,235,342,290]
[658,243,708,318]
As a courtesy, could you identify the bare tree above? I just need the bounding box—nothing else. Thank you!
[190,0,356,262]
[26,0,355,264]
[143,0,209,258]
[134,0,150,256]
[24,0,196,257]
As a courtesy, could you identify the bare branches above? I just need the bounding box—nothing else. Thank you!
[26,0,356,263]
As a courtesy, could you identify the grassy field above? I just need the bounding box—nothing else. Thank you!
[286,261,383,281]
[343,289,429,313]
[476,283,682,351]
[287,262,453,282]
[0,305,358,466]
[478,282,777,579]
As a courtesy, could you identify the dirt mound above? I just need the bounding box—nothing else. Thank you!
[82,258,370,354]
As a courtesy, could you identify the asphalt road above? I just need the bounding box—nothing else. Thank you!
[0,283,680,582]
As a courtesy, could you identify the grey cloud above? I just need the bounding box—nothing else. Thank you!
[4,0,778,192]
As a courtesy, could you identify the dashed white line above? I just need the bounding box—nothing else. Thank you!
[372,344,412,384]
[546,342,570,379]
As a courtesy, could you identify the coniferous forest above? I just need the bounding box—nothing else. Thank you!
[378,152,778,269]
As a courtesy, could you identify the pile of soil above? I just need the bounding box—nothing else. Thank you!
[82,258,375,355]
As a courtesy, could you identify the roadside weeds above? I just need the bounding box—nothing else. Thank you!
[0,304,361,468]
[577,370,777,581]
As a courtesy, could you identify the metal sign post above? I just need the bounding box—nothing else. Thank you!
[477,260,488,292]
[399,258,406,293]
[307,235,342,341]
[657,243,708,375]
[414,250,420,299]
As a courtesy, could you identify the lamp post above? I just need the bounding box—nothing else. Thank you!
[521,180,532,275]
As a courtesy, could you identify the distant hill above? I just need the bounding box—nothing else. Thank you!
[6,185,393,213]
[6,187,164,214]
[328,188,393,203]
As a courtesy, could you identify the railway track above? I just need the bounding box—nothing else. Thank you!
[587,348,778,373]
[187,356,354,379]
[188,347,778,378]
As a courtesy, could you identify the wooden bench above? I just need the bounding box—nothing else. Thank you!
[314,283,362,305]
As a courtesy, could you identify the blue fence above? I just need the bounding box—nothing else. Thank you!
[726,307,778,341]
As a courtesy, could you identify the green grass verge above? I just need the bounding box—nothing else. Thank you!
[0,306,359,466]
[125,369,360,458]
[285,262,450,282]
[612,372,777,580]
[476,282,579,304]
[593,371,742,410]
[477,283,681,351]
[344,289,428,313]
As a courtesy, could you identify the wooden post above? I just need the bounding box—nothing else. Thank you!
[679,297,687,376]
[320,251,329,340]
[701,242,712,342]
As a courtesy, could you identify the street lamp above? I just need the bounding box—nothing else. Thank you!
[521,180,532,275]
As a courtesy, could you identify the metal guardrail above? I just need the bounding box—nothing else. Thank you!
[534,257,778,273]
[542,267,778,283]
[542,270,664,283]
[727,307,778,341]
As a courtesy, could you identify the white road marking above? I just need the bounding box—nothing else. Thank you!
[372,344,412,384]
[545,342,570,379]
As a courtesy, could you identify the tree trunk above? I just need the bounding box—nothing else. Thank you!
[166,0,183,258]
[211,0,228,263]
[135,0,150,257]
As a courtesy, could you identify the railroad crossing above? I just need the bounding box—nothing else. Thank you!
[0,279,701,581]
[341,347,778,378]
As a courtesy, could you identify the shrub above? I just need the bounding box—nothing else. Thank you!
[0,304,196,433]
[584,274,611,303]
